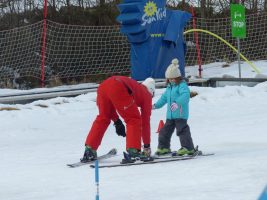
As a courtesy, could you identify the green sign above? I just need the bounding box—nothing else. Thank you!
[230,4,246,38]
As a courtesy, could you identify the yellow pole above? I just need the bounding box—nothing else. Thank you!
[184,29,260,74]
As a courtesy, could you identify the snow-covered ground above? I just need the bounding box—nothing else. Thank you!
[186,60,267,79]
[1,60,267,200]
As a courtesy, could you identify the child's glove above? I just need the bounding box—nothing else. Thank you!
[114,118,126,137]
[170,102,178,112]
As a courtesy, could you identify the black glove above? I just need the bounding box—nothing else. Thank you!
[114,118,126,137]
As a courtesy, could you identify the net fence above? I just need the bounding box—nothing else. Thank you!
[185,12,267,66]
[0,22,43,88]
[0,12,266,88]
[45,21,130,80]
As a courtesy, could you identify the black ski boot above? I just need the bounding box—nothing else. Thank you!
[80,146,97,163]
[121,148,153,164]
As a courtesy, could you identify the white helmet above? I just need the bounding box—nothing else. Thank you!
[142,77,155,97]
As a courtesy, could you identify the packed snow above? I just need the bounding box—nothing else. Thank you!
[1,60,267,200]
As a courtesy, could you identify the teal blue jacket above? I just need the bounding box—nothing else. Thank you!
[154,81,190,119]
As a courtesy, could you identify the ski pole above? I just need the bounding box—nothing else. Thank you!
[95,159,100,200]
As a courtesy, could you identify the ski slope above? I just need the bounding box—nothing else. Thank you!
[1,61,267,200]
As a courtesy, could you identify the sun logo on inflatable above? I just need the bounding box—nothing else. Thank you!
[144,1,157,17]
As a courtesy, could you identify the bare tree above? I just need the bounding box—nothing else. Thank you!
[77,0,84,9]
[51,0,56,10]
[99,0,104,7]
[253,0,258,11]
[200,0,206,18]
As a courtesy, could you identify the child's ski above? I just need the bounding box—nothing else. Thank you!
[153,146,214,159]
[153,151,215,160]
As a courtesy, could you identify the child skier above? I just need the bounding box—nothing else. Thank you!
[153,58,195,156]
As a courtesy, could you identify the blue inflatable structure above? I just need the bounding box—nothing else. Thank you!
[117,0,192,80]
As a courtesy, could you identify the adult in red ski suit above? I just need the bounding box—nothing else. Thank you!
[82,76,155,161]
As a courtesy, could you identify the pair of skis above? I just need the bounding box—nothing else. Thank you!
[67,148,214,168]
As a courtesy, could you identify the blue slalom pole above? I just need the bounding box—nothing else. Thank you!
[95,159,100,200]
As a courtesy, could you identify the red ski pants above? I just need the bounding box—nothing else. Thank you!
[85,78,142,151]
